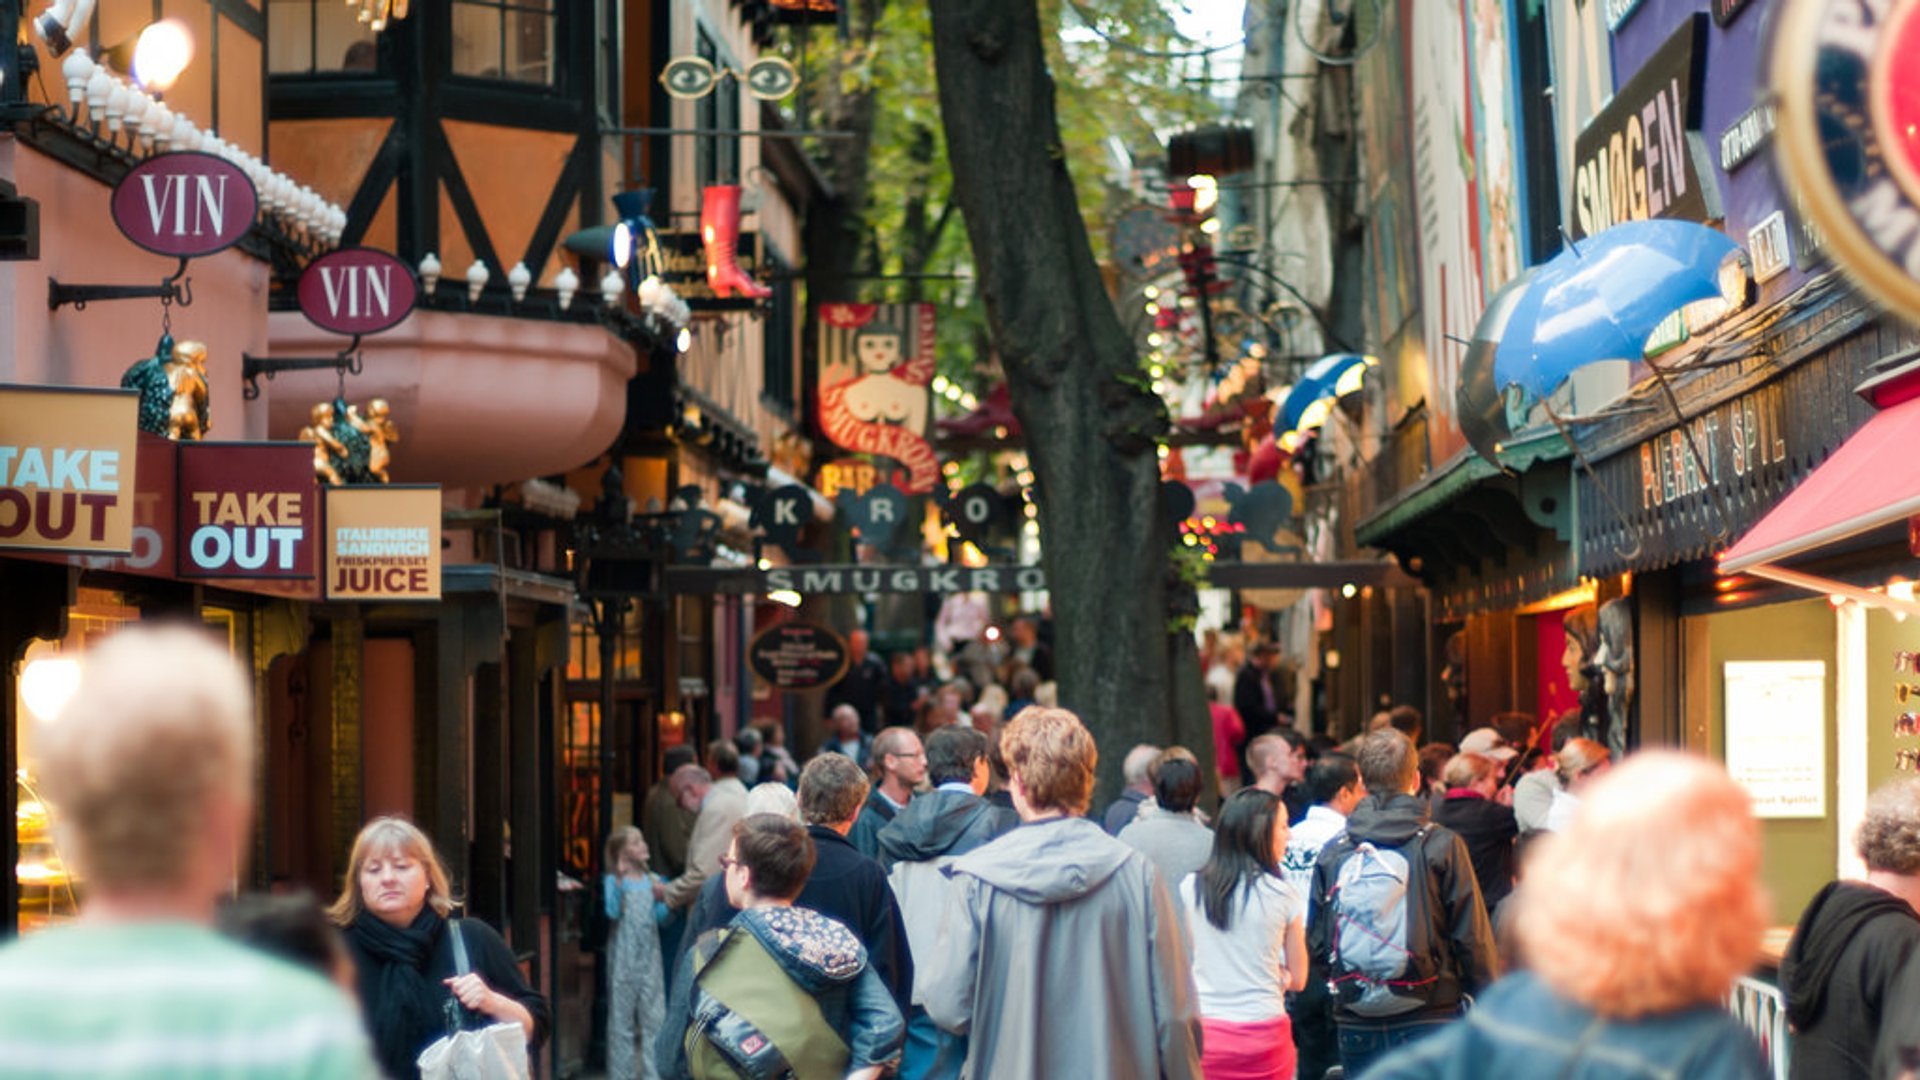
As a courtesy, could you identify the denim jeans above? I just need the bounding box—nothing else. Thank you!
[1336,1014,1455,1078]
[900,1006,967,1080]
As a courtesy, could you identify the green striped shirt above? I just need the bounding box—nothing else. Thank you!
[0,922,378,1078]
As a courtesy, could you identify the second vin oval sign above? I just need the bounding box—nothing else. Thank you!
[110,152,258,258]
[298,247,418,335]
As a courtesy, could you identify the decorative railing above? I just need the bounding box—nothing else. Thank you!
[1728,975,1791,1080]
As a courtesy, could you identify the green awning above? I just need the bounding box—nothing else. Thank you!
[1353,428,1572,548]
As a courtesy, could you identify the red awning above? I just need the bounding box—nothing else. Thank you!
[1719,392,1920,574]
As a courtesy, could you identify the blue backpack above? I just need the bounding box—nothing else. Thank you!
[1327,826,1440,1017]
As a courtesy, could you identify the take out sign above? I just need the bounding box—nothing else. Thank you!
[0,387,137,554]
[177,442,317,579]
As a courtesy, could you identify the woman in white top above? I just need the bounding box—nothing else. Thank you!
[1178,787,1308,1080]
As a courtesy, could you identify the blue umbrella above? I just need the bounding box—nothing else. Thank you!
[1279,352,1377,434]
[1456,269,1539,467]
[1491,219,1742,401]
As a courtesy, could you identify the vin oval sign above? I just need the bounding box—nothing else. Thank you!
[298,247,418,335]
[1772,1,1920,319]
[110,152,258,258]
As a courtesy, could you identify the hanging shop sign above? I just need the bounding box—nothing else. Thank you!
[1749,211,1793,285]
[747,622,849,691]
[835,481,915,554]
[816,457,880,499]
[942,484,1012,546]
[323,484,441,600]
[1604,0,1645,32]
[1773,0,1920,322]
[652,230,763,311]
[110,152,258,258]
[177,443,317,579]
[1718,100,1775,175]
[816,303,939,494]
[77,433,176,575]
[1713,0,1756,27]
[0,386,138,554]
[297,248,418,336]
[1571,14,1719,241]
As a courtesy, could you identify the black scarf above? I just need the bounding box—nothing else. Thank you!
[347,908,449,1079]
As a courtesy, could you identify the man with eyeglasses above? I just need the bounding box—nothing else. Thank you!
[849,727,927,859]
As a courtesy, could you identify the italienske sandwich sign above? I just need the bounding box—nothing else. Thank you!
[0,387,138,554]
[111,152,257,257]
[297,248,418,336]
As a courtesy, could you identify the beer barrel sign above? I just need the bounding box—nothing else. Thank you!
[110,152,257,258]
[748,622,849,691]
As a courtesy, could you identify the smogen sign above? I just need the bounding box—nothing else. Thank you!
[110,152,257,258]
[297,247,418,335]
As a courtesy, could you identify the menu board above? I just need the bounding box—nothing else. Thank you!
[1724,660,1827,818]
[748,622,850,691]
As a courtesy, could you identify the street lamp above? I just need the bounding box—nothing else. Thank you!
[571,462,668,888]
[130,19,193,96]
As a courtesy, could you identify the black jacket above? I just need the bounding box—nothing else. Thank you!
[846,788,901,860]
[874,787,1016,870]
[796,824,915,1017]
[1780,880,1920,1078]
[344,915,549,1080]
[1101,789,1147,836]
[828,655,890,734]
[1432,793,1518,907]
[1233,664,1279,741]
[1308,792,1498,1022]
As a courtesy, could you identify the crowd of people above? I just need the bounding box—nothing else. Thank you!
[21,621,1920,1080]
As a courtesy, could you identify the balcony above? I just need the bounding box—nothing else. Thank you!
[261,309,636,488]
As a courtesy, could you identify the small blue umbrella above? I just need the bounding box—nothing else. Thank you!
[1279,352,1377,435]
[1491,219,1742,401]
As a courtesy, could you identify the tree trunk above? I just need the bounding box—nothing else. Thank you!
[927,0,1210,800]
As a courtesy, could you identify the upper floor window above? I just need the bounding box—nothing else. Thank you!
[452,0,556,85]
[695,27,739,185]
[269,0,380,74]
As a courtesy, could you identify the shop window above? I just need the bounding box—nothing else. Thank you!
[762,243,797,415]
[596,0,621,128]
[452,0,557,86]
[267,0,379,75]
[695,27,739,186]
[14,589,138,934]
[1513,0,1561,261]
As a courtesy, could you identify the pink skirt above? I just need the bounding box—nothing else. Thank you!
[1200,1015,1296,1080]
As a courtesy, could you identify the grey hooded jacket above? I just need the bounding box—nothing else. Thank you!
[919,816,1202,1080]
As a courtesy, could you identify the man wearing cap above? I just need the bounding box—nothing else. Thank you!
[1433,740,1520,908]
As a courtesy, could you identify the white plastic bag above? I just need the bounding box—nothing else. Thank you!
[416,1020,531,1080]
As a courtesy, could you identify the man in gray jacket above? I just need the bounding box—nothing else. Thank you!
[920,706,1202,1079]
[877,725,1015,1080]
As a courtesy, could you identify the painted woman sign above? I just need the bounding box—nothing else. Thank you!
[815,303,938,494]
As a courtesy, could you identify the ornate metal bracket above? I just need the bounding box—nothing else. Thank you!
[240,334,364,401]
[49,255,193,311]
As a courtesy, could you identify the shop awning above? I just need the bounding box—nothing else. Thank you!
[1719,392,1920,575]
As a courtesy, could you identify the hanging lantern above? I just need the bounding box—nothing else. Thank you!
[354,0,409,32]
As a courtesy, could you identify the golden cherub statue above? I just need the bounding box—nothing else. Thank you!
[299,401,348,485]
[165,340,211,441]
[347,398,400,483]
